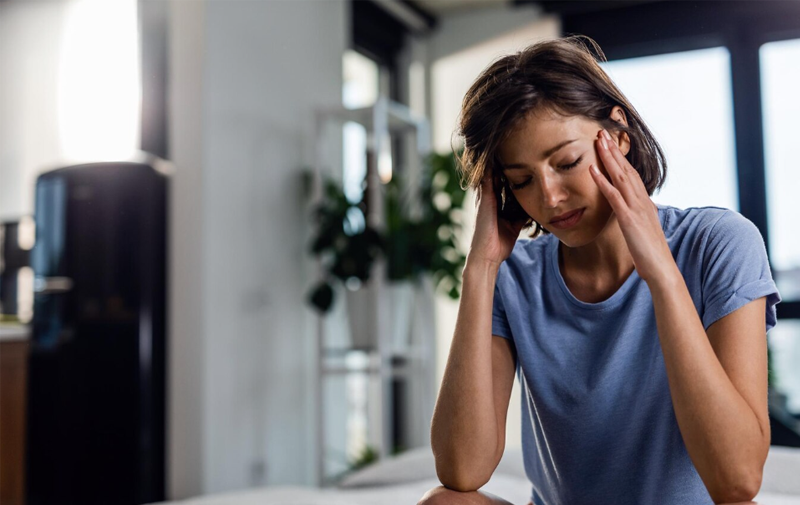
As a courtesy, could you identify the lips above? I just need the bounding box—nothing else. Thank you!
[549,208,584,224]
[548,208,586,230]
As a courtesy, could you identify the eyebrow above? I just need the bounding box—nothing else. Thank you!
[502,139,578,171]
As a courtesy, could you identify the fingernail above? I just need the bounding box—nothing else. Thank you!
[602,129,612,140]
[600,136,608,150]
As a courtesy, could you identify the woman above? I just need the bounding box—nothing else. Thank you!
[417,36,781,505]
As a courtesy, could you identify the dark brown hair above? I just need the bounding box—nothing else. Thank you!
[455,35,667,238]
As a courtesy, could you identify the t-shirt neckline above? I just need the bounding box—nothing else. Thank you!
[548,204,668,310]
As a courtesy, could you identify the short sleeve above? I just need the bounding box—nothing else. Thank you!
[701,210,781,332]
[492,267,513,340]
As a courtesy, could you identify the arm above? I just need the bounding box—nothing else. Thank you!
[430,259,517,491]
[648,269,769,504]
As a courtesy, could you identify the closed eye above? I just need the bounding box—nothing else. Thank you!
[508,179,532,190]
[560,155,583,170]
[508,155,584,190]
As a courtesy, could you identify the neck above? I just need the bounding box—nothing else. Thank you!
[559,214,634,282]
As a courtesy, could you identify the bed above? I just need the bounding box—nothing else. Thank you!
[152,445,800,504]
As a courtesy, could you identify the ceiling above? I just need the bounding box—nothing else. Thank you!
[410,0,667,18]
[412,0,511,16]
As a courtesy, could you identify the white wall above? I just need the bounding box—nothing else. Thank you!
[167,0,206,498]
[168,0,346,497]
[427,4,551,64]
[430,8,560,152]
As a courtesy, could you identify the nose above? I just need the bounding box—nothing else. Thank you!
[538,172,568,208]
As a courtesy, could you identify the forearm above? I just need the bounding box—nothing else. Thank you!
[648,266,767,502]
[431,258,502,489]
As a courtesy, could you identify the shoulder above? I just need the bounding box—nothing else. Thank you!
[658,204,758,246]
[701,209,766,260]
[659,204,769,277]
[658,203,729,233]
[497,235,553,283]
[505,235,552,269]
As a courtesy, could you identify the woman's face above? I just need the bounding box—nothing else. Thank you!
[497,108,627,248]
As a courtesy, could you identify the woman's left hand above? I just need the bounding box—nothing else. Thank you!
[589,128,678,285]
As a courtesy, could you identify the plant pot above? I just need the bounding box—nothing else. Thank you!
[386,281,415,354]
[345,284,378,351]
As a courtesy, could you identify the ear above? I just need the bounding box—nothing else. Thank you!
[609,105,631,156]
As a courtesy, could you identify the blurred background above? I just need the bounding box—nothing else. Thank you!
[1,0,800,504]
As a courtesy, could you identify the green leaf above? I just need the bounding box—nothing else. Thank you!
[308,282,335,313]
[306,150,468,313]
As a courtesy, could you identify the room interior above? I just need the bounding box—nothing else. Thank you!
[1,0,800,504]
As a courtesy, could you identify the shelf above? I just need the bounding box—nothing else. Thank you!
[314,97,435,486]
[322,364,419,377]
[320,347,423,376]
[316,98,427,133]
[321,346,423,358]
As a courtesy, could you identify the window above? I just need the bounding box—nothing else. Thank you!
[601,48,739,211]
[760,38,800,302]
[760,37,800,441]
[59,0,140,161]
[769,320,800,416]
[342,50,380,204]
[343,49,380,109]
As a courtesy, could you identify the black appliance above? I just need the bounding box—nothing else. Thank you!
[26,160,168,505]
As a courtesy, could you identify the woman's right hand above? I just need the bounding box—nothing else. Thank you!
[467,171,527,269]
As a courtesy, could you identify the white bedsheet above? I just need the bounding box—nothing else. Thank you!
[152,475,800,505]
[152,445,800,504]
[152,474,541,505]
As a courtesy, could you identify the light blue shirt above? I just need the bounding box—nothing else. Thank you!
[491,204,781,505]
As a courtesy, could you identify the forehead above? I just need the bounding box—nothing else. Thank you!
[499,111,597,161]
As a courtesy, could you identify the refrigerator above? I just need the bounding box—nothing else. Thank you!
[25,160,168,505]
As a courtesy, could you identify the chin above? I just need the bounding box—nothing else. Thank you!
[548,211,609,248]
[554,232,593,249]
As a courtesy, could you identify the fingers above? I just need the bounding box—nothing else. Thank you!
[477,170,496,208]
[481,169,492,186]
[595,130,630,192]
[590,163,626,215]
[600,129,631,172]
[476,170,489,204]
[480,170,496,194]
[595,129,647,207]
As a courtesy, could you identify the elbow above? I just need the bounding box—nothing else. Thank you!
[436,474,490,493]
[434,459,492,493]
[708,466,763,504]
[430,434,500,493]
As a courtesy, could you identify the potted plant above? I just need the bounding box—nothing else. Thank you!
[306,151,467,331]
[306,177,384,314]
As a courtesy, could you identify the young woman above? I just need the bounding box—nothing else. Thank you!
[417,36,781,505]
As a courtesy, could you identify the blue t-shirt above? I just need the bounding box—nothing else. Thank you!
[491,204,781,505]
